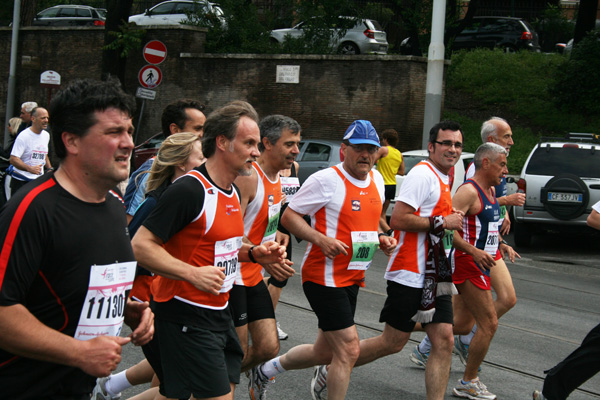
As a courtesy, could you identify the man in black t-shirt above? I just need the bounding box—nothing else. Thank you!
[0,79,154,400]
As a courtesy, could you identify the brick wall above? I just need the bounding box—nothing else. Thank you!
[0,25,445,154]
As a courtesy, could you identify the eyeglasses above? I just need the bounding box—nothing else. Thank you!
[347,144,378,154]
[434,140,463,149]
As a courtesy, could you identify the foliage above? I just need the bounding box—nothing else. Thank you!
[446,48,600,172]
[531,4,575,52]
[103,23,146,58]
[185,0,276,54]
[551,28,600,116]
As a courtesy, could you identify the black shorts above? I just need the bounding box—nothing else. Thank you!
[267,275,288,288]
[152,317,243,399]
[384,185,396,201]
[379,281,453,332]
[229,280,275,327]
[303,281,358,332]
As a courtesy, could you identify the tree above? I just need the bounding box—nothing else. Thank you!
[19,0,37,26]
[574,0,598,44]
[101,0,135,86]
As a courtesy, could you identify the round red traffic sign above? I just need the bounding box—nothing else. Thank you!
[138,65,162,89]
[143,40,167,65]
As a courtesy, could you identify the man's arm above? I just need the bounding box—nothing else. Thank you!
[45,154,52,170]
[10,155,41,175]
[0,304,130,377]
[587,208,600,230]
[498,192,525,207]
[396,158,405,176]
[390,201,463,232]
[281,207,349,259]
[131,226,226,296]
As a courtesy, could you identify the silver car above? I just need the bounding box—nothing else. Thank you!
[296,139,343,184]
[129,0,224,26]
[512,133,600,247]
[270,17,388,55]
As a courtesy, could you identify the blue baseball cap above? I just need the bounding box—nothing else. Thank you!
[343,120,380,147]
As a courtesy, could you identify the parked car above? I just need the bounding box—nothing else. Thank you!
[132,132,166,171]
[32,5,106,27]
[128,0,224,26]
[296,139,343,183]
[512,133,600,247]
[270,17,389,55]
[450,16,541,53]
[383,150,475,216]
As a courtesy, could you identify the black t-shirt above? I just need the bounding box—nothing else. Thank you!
[143,164,239,331]
[0,173,135,399]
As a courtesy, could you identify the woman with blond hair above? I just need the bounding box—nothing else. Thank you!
[92,131,204,400]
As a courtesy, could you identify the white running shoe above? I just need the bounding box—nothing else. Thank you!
[452,378,496,399]
[277,322,288,340]
[310,365,328,400]
[533,390,547,400]
[92,376,121,400]
[248,364,272,400]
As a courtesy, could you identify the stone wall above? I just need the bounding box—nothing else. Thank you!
[0,25,445,153]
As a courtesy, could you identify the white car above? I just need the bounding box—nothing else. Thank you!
[270,17,388,55]
[128,0,224,26]
[384,150,475,216]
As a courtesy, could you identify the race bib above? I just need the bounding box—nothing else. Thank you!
[347,231,379,270]
[484,222,499,255]
[280,176,300,204]
[261,202,281,244]
[442,229,454,257]
[215,236,242,293]
[75,261,136,340]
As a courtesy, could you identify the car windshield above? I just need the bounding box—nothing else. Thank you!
[526,146,600,178]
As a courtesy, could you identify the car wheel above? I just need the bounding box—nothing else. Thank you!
[541,174,590,221]
[339,42,360,55]
[513,218,532,247]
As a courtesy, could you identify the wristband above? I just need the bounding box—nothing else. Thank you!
[378,232,387,238]
[248,245,257,263]
[501,239,509,246]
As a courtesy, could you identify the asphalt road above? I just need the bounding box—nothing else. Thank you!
[118,229,600,399]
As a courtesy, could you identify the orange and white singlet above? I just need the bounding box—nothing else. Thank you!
[288,164,384,288]
[385,161,452,288]
[235,162,283,287]
[151,169,244,310]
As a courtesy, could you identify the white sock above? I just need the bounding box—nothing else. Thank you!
[460,324,477,346]
[260,356,287,379]
[418,335,432,354]
[106,370,132,395]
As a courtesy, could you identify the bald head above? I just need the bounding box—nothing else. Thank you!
[481,117,513,153]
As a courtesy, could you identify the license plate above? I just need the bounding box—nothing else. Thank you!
[547,192,583,203]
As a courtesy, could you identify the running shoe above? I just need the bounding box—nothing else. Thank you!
[454,335,482,371]
[409,345,429,369]
[248,364,272,400]
[532,390,547,400]
[92,377,121,400]
[310,365,328,400]
[277,322,288,340]
[452,378,496,399]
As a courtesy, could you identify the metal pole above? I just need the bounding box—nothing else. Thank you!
[421,0,447,150]
[4,0,21,149]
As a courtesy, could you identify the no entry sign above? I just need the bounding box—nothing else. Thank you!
[143,40,167,65]
[139,65,162,89]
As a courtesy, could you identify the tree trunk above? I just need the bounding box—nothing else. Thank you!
[101,0,134,87]
[574,0,598,44]
[20,0,37,27]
